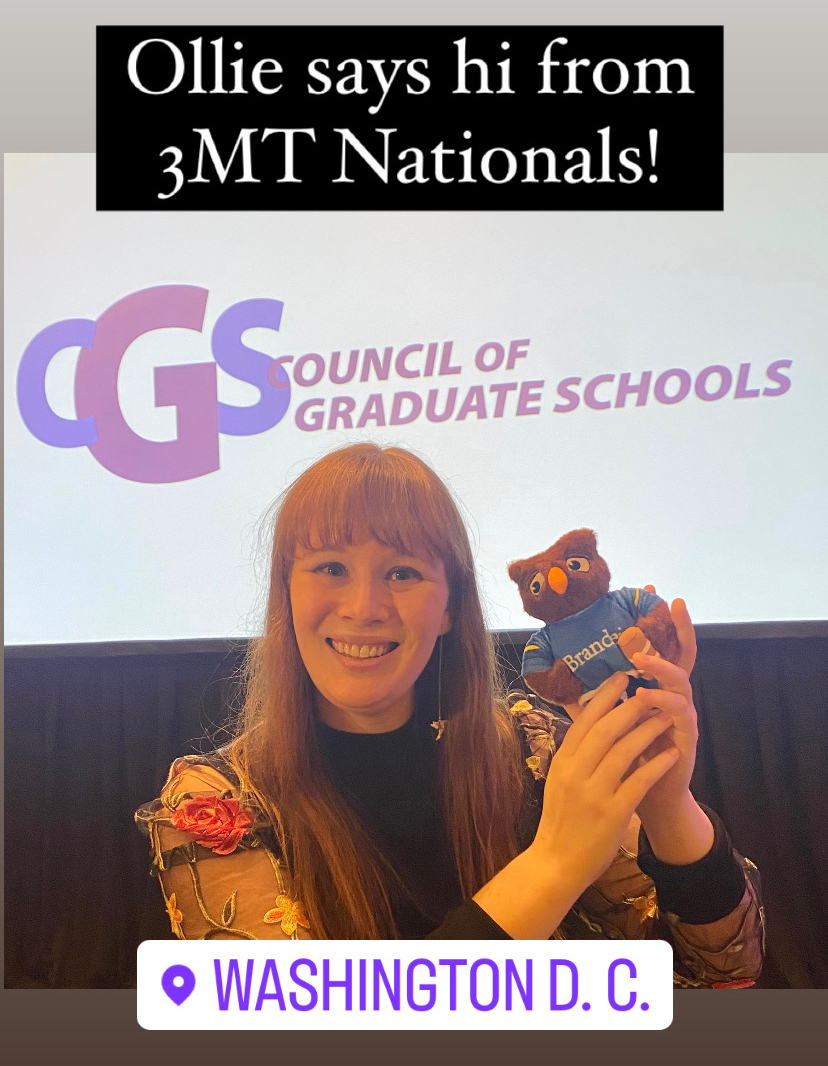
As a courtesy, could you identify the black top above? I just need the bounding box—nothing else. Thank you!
[315,709,748,939]
[316,712,463,938]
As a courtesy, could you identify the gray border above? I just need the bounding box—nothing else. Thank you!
[4,0,828,1056]
[2,0,827,151]
[4,989,828,1059]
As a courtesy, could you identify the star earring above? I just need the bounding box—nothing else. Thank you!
[431,634,446,741]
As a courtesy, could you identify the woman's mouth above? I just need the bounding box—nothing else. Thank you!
[326,638,399,659]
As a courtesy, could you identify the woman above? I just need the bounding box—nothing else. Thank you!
[137,443,762,983]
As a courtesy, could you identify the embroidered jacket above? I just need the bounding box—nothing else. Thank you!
[135,701,764,987]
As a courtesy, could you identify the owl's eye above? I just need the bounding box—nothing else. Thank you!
[529,572,545,595]
[566,557,590,573]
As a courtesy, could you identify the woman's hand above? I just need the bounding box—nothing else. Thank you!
[472,598,706,938]
[623,594,713,863]
[472,672,682,938]
[643,589,697,675]
[625,655,698,809]
[532,671,680,896]
[624,653,714,864]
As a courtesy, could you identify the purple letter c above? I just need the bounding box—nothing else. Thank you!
[17,319,98,447]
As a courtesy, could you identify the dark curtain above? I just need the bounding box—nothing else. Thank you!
[4,647,246,989]
[688,638,828,988]
[5,635,827,988]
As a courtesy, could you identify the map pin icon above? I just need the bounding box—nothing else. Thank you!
[161,964,196,1006]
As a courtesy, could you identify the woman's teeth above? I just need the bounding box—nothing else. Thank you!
[329,639,397,659]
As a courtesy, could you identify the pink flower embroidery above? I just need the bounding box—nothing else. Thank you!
[171,795,253,855]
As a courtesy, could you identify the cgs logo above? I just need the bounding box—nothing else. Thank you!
[16,285,291,484]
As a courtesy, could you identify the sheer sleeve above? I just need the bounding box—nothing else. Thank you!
[562,826,765,988]
[509,694,765,984]
[135,757,311,941]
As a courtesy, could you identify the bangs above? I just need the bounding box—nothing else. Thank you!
[276,445,465,571]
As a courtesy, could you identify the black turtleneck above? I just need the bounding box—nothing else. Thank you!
[315,711,464,938]
[313,712,749,940]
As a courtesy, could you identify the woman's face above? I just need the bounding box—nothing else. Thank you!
[290,538,452,732]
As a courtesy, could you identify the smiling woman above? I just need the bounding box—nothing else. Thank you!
[136,443,763,982]
[290,540,451,732]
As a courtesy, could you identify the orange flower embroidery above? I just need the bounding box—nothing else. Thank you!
[510,700,565,781]
[626,889,658,922]
[263,894,310,936]
[165,892,183,937]
[525,755,543,780]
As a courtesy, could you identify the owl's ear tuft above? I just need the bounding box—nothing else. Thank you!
[507,559,527,584]
[562,528,599,556]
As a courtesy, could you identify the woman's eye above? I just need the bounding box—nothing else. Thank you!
[389,566,422,582]
[566,557,590,572]
[529,572,545,595]
[315,562,347,577]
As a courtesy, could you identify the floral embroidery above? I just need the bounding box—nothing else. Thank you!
[509,698,570,782]
[525,755,543,780]
[170,795,253,855]
[165,892,183,937]
[625,888,658,922]
[263,894,310,936]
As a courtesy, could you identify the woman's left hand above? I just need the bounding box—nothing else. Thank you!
[562,594,713,862]
[625,649,714,864]
[631,591,699,808]
[643,588,697,675]
[625,653,698,814]
[625,595,713,862]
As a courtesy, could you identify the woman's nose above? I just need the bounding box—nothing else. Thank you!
[336,574,392,623]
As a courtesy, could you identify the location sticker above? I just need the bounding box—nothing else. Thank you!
[161,964,196,1006]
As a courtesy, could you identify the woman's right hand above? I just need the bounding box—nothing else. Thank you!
[473,671,679,939]
[531,671,680,898]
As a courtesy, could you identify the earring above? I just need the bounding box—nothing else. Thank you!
[431,634,446,741]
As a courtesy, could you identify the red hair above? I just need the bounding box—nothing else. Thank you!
[229,443,524,938]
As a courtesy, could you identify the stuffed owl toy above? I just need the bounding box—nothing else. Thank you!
[508,529,680,708]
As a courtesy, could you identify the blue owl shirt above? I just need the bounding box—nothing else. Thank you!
[521,587,662,697]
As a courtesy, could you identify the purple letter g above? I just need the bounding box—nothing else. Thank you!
[74,286,218,483]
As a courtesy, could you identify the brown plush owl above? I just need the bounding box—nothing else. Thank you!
[508,529,680,707]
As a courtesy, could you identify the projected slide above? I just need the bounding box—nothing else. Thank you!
[5,153,827,643]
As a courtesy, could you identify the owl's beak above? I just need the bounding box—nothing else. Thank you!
[547,567,568,595]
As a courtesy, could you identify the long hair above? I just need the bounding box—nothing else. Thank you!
[228,443,525,938]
